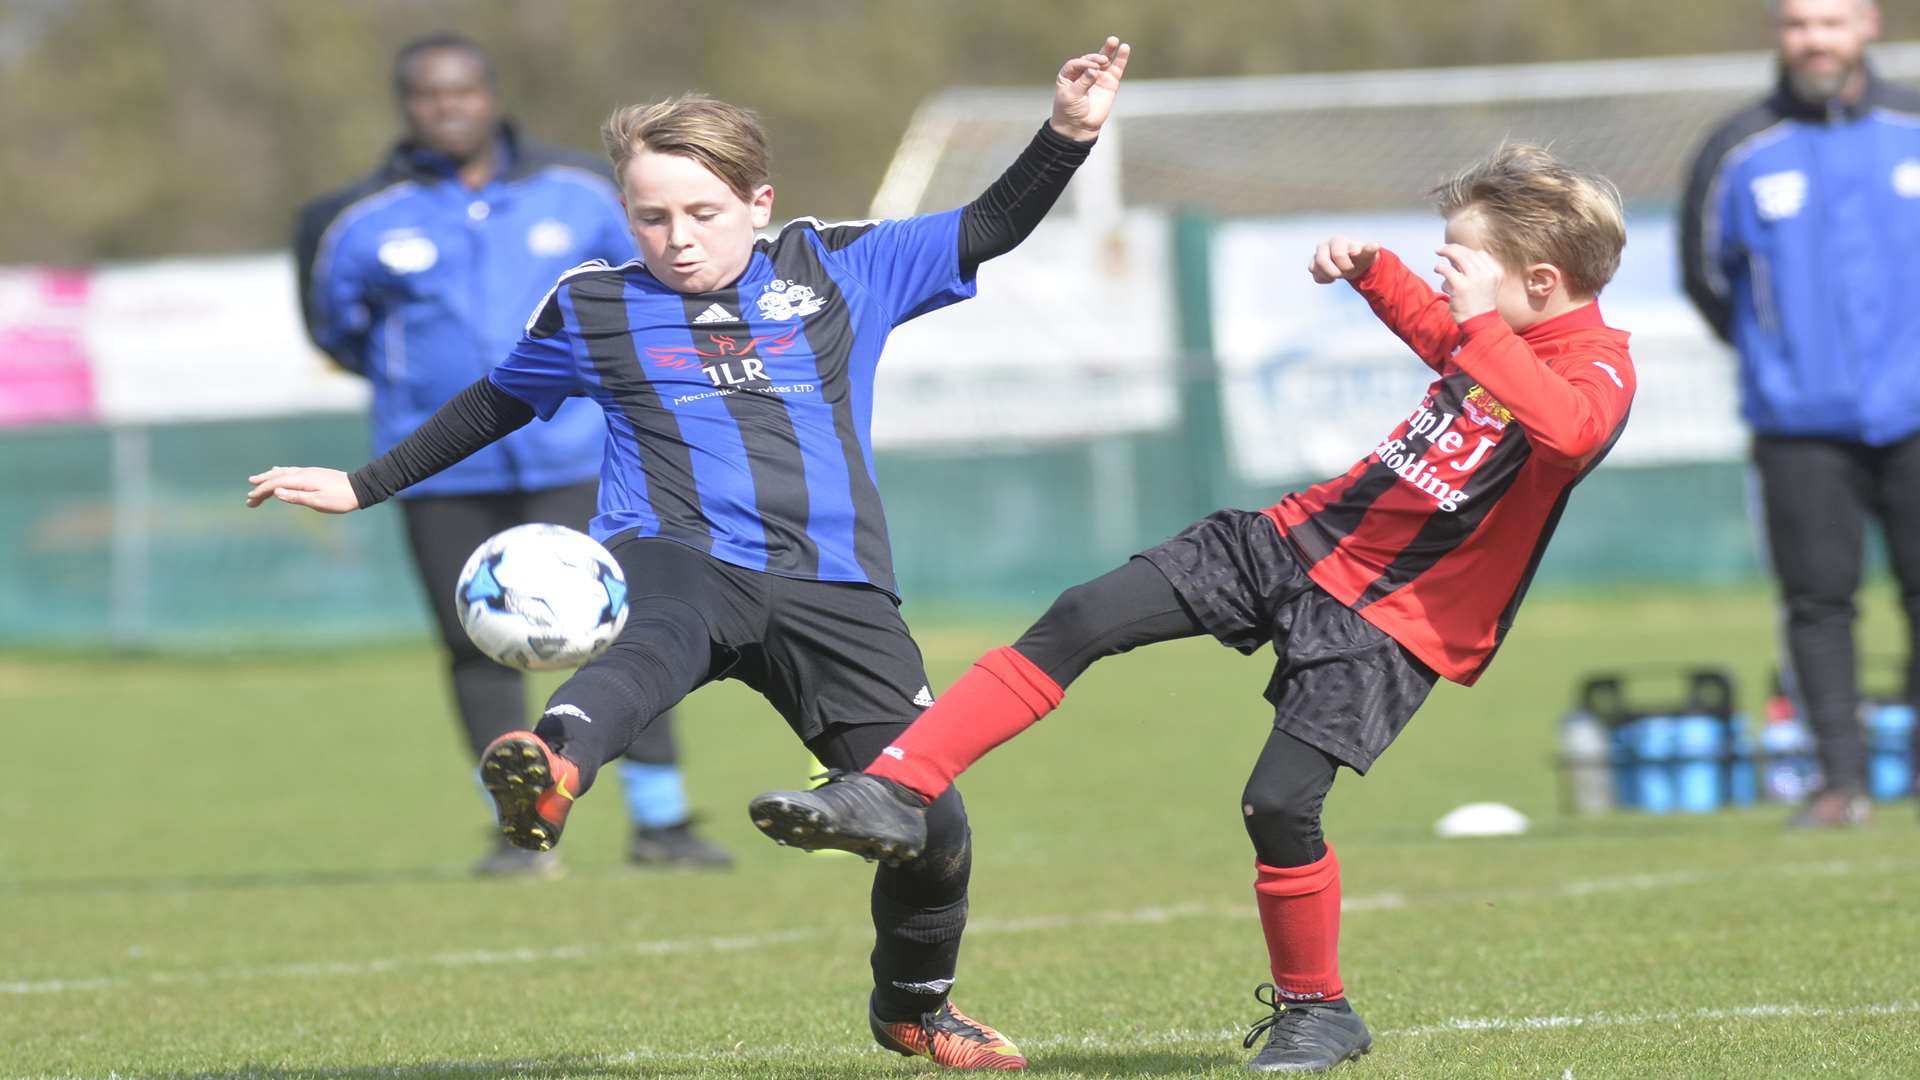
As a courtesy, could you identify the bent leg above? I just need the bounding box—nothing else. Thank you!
[534,539,739,795]
[1011,556,1205,686]
[516,483,698,818]
[870,557,1204,799]
[537,594,712,796]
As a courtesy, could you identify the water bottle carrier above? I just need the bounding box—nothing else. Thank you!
[1556,667,1750,815]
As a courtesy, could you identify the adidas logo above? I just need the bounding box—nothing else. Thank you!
[693,303,736,324]
[912,685,935,708]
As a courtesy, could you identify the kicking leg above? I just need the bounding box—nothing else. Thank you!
[874,556,1204,799]
[749,557,1201,856]
[484,543,725,852]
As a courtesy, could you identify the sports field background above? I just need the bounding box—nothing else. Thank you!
[4,581,1916,1079]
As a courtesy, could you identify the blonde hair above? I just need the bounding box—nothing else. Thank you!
[1431,144,1626,298]
[601,93,769,200]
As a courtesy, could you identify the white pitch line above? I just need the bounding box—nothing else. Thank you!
[1381,999,1920,1038]
[3,856,1911,996]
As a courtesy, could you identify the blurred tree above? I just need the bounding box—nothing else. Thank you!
[0,0,1911,262]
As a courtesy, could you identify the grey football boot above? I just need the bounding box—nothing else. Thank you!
[1242,983,1372,1073]
[747,772,929,864]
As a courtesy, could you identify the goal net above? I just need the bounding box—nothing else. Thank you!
[872,43,1920,220]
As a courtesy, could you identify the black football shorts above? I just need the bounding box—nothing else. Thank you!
[1138,509,1438,772]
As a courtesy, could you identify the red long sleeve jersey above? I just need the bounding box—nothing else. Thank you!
[1265,249,1636,685]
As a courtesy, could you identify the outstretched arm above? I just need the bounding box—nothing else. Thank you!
[1308,238,1461,371]
[245,378,535,513]
[956,37,1129,273]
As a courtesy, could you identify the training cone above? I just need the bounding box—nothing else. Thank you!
[1434,802,1530,838]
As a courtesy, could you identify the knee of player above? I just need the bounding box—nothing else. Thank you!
[1038,581,1109,640]
[919,790,971,855]
[1240,783,1322,836]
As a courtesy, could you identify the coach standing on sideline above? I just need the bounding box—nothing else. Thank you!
[1681,0,1920,827]
[293,32,728,873]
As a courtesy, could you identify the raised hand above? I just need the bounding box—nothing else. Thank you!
[1433,243,1506,324]
[245,466,360,513]
[1308,236,1380,284]
[1051,37,1130,142]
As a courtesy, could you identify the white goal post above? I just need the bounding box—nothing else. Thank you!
[872,43,1920,222]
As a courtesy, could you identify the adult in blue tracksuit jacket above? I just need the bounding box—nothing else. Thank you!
[293,33,727,872]
[1680,1,1920,825]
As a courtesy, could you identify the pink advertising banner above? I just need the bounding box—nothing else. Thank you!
[0,268,97,428]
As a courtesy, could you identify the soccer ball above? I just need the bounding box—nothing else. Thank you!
[454,524,628,671]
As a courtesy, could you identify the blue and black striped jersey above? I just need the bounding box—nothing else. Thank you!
[491,210,975,596]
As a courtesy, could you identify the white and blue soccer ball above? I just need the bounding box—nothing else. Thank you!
[454,523,628,671]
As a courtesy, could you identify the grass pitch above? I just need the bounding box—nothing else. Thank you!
[3,583,1917,1079]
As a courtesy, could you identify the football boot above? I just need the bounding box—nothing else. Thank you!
[480,730,580,852]
[871,995,1027,1070]
[747,771,929,863]
[1242,983,1372,1073]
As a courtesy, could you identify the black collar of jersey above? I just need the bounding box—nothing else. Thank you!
[1767,58,1890,124]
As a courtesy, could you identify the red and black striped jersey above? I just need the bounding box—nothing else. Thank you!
[1264,249,1636,685]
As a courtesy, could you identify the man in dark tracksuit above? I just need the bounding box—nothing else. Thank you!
[294,32,727,873]
[1680,0,1920,827]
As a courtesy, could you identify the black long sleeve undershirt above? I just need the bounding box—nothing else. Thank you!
[348,378,534,508]
[957,123,1094,276]
[350,124,1091,508]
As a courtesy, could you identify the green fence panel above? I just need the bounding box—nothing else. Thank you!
[0,414,1785,651]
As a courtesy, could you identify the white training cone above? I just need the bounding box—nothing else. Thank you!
[1434,802,1530,838]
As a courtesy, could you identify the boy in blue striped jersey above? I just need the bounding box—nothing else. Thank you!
[249,36,1130,1070]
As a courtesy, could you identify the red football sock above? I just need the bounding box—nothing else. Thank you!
[865,646,1064,801]
[1253,845,1345,1003]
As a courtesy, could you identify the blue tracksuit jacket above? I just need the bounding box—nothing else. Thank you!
[294,124,630,495]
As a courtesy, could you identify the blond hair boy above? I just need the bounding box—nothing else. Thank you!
[750,143,1635,1073]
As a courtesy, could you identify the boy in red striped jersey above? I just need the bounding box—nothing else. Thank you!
[749,144,1634,1073]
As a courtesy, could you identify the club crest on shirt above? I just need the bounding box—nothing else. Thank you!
[1751,169,1807,221]
[756,278,827,321]
[376,230,438,274]
[1462,385,1513,430]
[526,219,576,258]
[1895,159,1920,199]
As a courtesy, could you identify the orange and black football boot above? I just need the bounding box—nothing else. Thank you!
[479,731,580,852]
[870,994,1027,1070]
